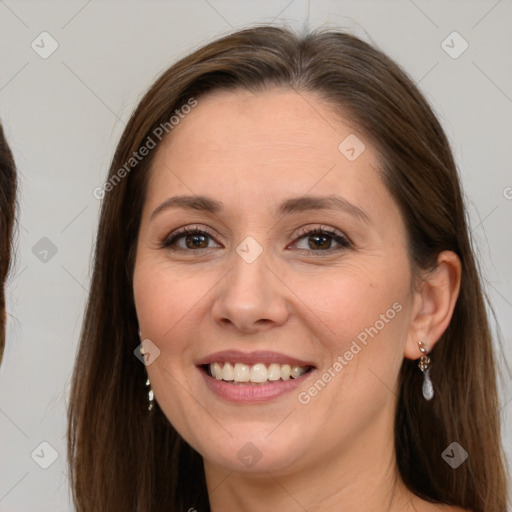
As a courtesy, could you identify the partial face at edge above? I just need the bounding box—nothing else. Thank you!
[133,88,415,475]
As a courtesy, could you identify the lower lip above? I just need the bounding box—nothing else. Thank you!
[198,367,316,403]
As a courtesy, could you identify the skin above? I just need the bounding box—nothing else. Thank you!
[133,89,463,512]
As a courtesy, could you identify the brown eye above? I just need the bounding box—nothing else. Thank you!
[184,233,209,249]
[292,227,351,254]
[162,227,220,250]
[308,234,332,250]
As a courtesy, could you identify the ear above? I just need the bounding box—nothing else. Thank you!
[404,250,462,360]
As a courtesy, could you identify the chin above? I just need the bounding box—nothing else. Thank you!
[195,428,309,475]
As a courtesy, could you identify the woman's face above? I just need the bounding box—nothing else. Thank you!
[133,89,417,475]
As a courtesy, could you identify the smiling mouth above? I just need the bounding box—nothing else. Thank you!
[202,362,315,385]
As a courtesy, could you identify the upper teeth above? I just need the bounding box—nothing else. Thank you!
[209,362,308,383]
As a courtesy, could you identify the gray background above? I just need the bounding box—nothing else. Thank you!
[0,1,511,510]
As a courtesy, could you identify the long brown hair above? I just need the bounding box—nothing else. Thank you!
[0,121,17,364]
[68,25,510,511]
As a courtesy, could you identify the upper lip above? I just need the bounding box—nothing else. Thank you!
[195,350,316,368]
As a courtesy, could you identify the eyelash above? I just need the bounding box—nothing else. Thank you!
[160,224,352,255]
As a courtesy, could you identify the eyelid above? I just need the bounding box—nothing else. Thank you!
[292,224,351,244]
[161,224,219,248]
[289,224,352,253]
[162,223,352,254]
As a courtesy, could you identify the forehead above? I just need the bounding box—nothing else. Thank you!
[144,88,398,228]
[158,88,368,169]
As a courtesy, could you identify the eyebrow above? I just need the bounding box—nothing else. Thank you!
[150,194,371,224]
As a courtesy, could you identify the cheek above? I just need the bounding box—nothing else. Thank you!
[133,257,205,339]
[291,272,409,426]
[291,262,408,345]
[289,264,411,415]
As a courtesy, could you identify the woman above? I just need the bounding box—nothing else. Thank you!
[68,26,510,511]
[0,122,16,364]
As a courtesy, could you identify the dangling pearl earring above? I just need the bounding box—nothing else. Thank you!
[418,340,434,401]
[139,331,154,411]
[145,377,154,411]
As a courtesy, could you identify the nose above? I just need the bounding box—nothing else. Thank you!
[211,247,290,334]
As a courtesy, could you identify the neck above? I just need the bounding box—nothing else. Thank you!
[203,405,415,512]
